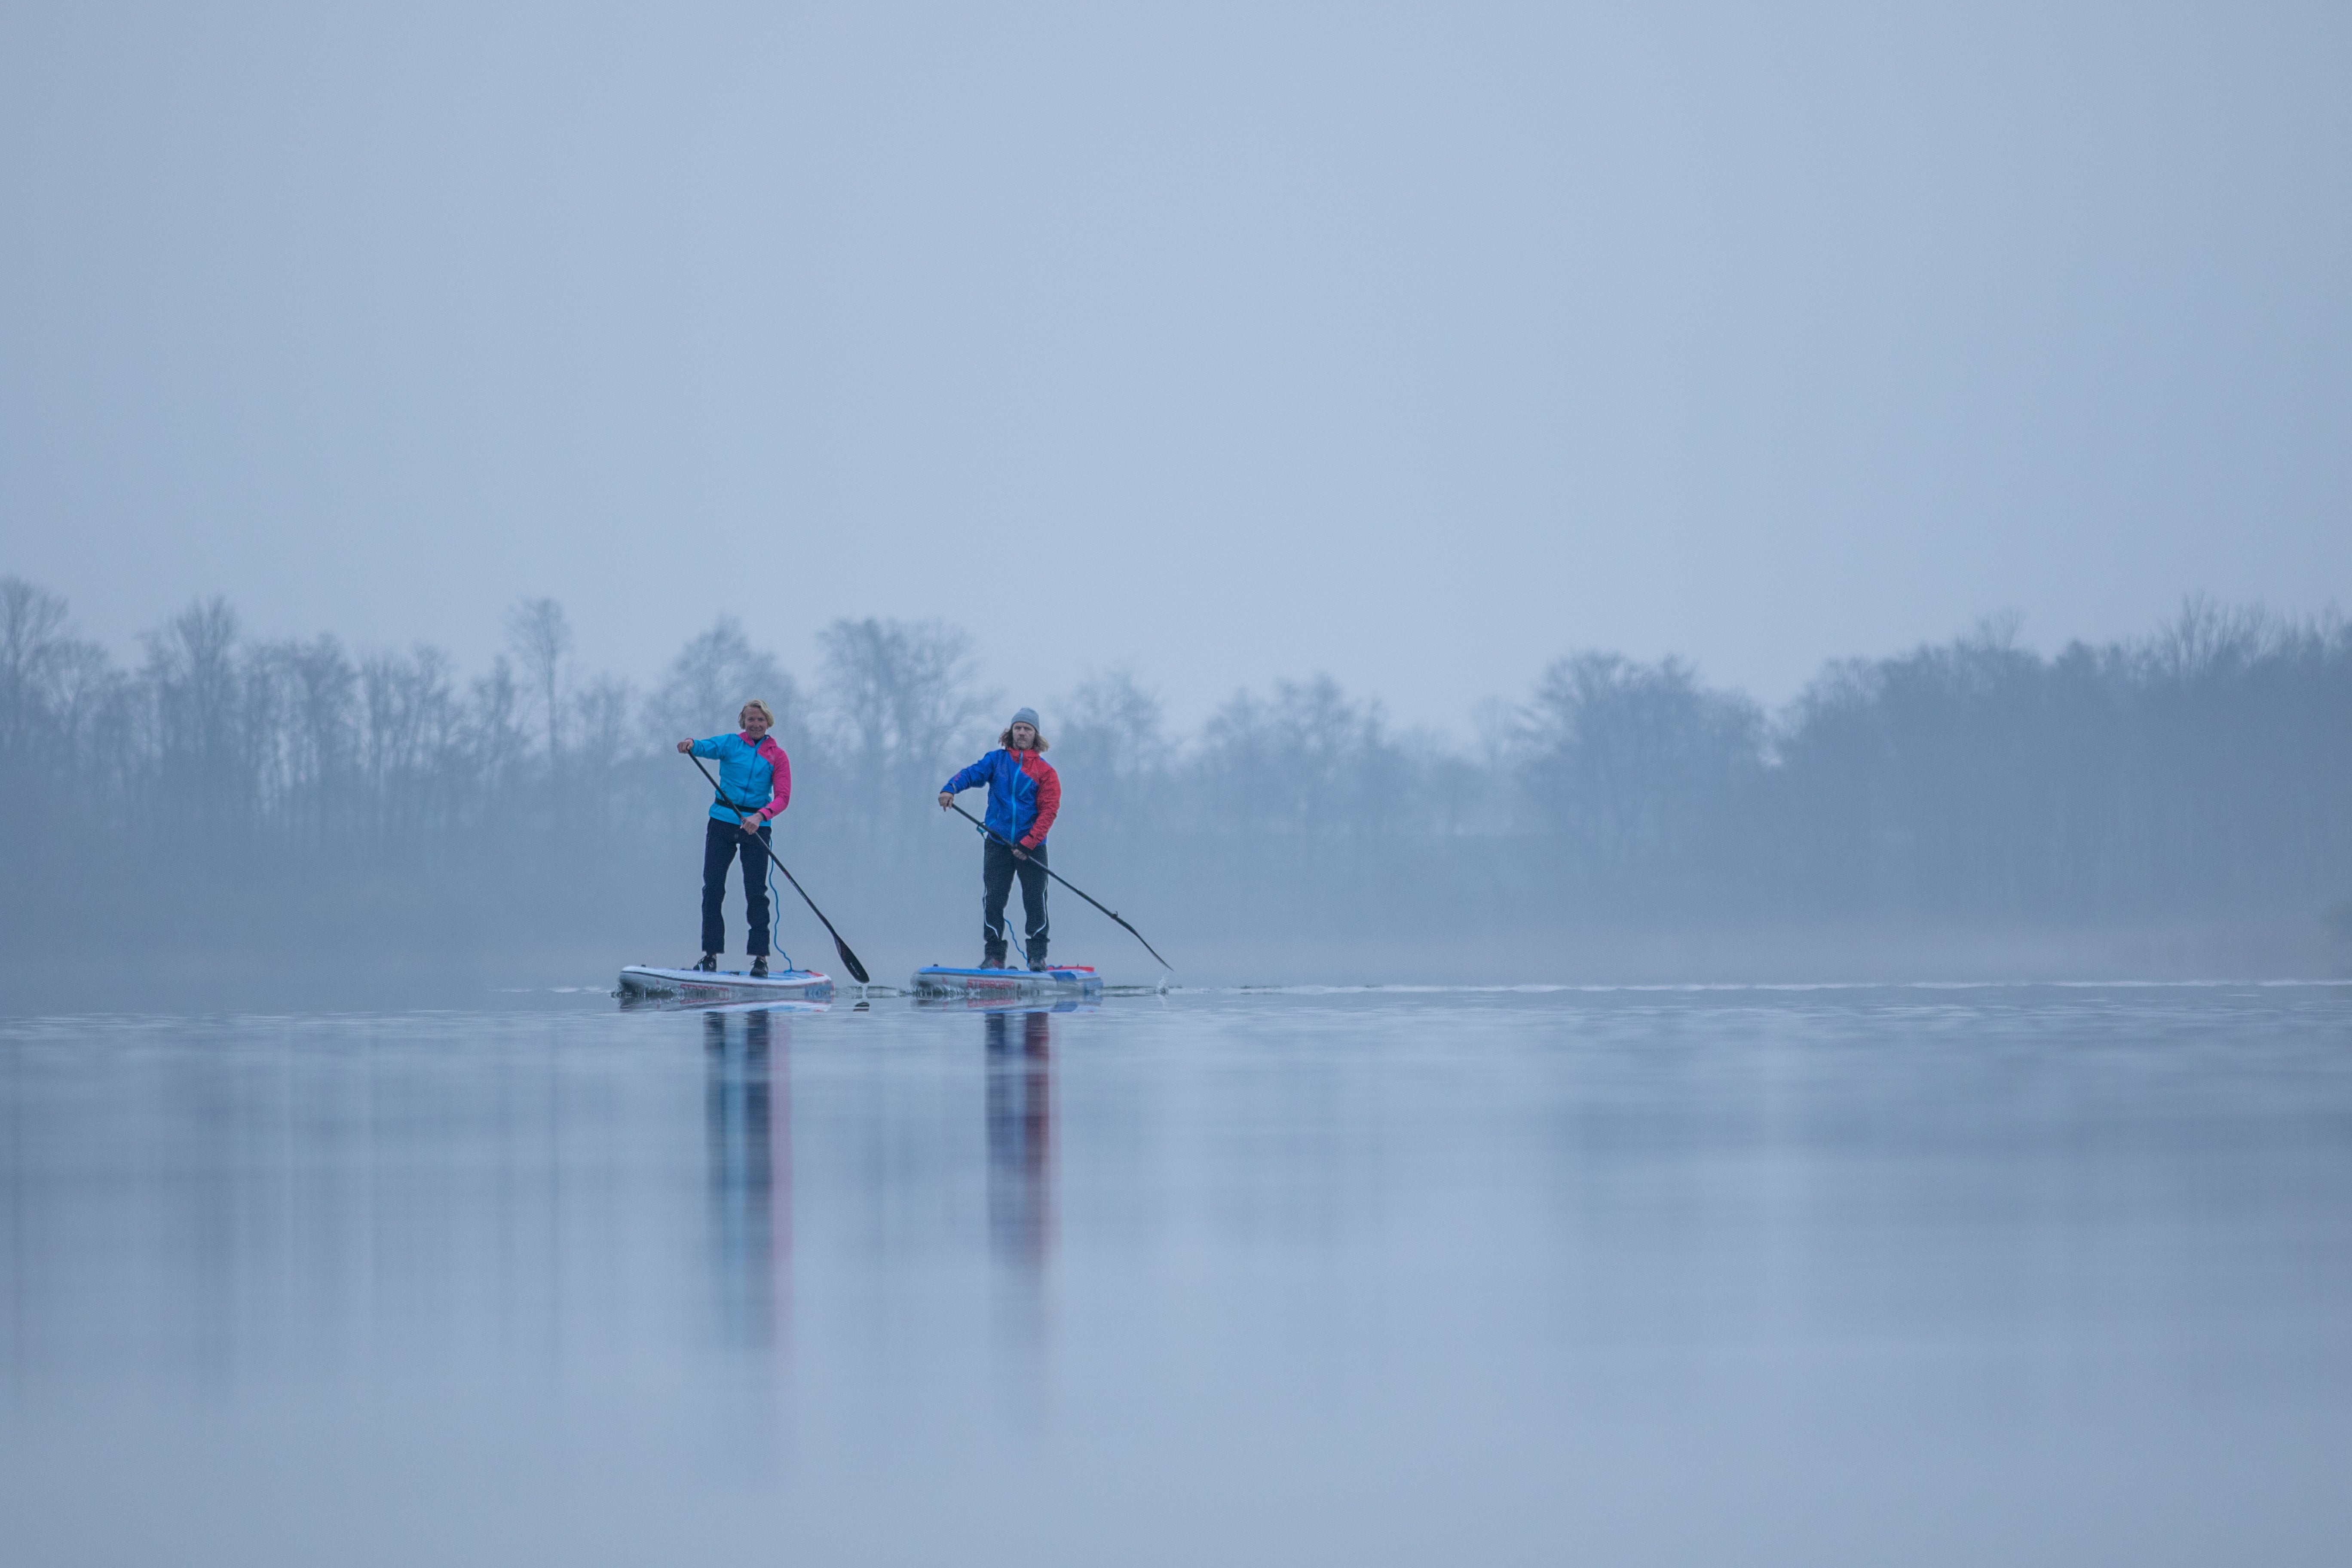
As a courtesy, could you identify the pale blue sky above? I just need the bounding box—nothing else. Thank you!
[5,0,2347,732]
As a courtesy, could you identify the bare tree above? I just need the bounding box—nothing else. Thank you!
[1054,669,1170,842]
[360,645,464,842]
[0,576,74,762]
[504,597,573,787]
[649,616,794,748]
[571,673,640,831]
[468,656,531,827]
[1519,652,1762,900]
[141,597,246,832]
[821,618,992,839]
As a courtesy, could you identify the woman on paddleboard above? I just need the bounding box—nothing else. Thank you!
[677,700,792,976]
[938,707,1061,971]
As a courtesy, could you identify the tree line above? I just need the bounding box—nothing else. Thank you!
[3,574,2346,963]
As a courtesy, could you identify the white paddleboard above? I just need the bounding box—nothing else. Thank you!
[618,964,835,1004]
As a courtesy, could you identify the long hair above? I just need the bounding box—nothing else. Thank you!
[999,727,1048,752]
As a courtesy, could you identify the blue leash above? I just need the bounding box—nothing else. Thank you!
[762,840,794,973]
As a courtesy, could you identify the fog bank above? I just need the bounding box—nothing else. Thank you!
[4,576,2347,998]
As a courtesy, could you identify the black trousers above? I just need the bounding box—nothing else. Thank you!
[701,818,773,956]
[982,838,1048,962]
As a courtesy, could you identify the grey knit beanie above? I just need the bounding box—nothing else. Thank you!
[1011,707,1040,730]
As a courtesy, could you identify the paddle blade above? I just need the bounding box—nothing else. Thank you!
[834,937,871,985]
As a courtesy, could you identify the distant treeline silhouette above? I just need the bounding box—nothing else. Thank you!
[3,574,2347,963]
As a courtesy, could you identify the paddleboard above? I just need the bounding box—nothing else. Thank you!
[912,963,1103,999]
[618,964,835,1004]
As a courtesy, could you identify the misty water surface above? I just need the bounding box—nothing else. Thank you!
[4,985,2350,1566]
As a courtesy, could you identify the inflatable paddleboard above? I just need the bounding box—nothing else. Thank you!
[912,963,1103,1000]
[618,964,835,1005]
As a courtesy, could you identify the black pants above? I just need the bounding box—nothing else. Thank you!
[701,818,773,956]
[982,838,1048,963]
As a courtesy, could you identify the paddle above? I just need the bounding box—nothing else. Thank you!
[942,799,1173,972]
[686,751,871,984]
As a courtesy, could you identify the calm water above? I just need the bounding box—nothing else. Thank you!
[4,985,2350,1565]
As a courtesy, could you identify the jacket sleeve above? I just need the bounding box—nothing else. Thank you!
[689,735,727,760]
[1019,759,1060,847]
[755,738,791,819]
[942,753,995,794]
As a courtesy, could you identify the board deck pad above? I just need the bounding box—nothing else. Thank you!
[912,964,1104,999]
[618,964,835,1005]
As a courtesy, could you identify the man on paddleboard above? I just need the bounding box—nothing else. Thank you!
[939,707,1061,971]
[677,699,791,976]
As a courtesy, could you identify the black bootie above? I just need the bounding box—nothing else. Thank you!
[694,953,718,972]
[750,956,769,978]
[1027,949,1051,973]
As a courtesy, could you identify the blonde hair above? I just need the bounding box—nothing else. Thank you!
[739,698,775,727]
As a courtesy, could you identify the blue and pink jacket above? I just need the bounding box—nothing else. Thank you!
[690,731,792,825]
[943,747,1061,848]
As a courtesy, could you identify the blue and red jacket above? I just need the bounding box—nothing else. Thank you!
[943,747,1060,849]
[690,731,792,825]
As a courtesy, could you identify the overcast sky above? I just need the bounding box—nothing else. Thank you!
[4,0,2346,735]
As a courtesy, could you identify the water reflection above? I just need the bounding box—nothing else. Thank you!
[704,1008,789,1353]
[983,1009,1054,1271]
[982,1008,1056,1408]
[13,991,2352,1565]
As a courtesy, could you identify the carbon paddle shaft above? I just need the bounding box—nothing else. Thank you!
[685,752,871,984]
[946,800,1173,971]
